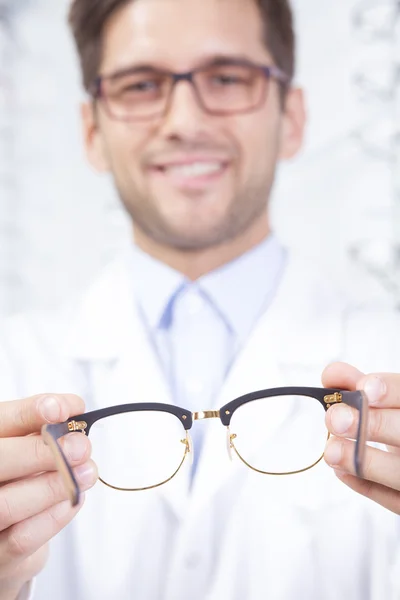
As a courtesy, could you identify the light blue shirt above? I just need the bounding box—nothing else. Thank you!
[131,235,287,472]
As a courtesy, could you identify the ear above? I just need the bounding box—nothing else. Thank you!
[278,87,306,161]
[81,102,111,172]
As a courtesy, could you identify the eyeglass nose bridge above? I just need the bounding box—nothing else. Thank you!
[172,71,196,86]
[193,410,235,462]
[167,70,207,113]
[193,410,220,421]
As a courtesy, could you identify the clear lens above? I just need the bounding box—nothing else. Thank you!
[103,70,170,120]
[197,63,264,112]
[89,410,188,490]
[229,395,328,474]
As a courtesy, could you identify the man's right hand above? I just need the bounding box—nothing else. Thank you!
[0,394,97,600]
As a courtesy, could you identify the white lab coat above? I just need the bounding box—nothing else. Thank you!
[1,251,400,600]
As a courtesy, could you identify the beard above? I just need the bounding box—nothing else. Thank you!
[114,170,276,252]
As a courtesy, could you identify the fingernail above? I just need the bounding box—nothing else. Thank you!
[75,463,97,488]
[330,404,354,434]
[324,440,343,466]
[64,433,88,462]
[39,396,61,422]
[363,376,386,405]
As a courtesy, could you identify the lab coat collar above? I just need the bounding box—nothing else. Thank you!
[63,250,345,365]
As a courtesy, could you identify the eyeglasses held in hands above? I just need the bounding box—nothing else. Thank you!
[42,387,368,507]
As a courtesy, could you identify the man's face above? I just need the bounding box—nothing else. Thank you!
[83,0,305,250]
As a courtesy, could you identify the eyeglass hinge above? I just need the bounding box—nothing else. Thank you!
[323,392,343,406]
[68,420,88,433]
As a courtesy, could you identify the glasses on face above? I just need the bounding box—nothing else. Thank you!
[42,387,368,507]
[90,59,289,122]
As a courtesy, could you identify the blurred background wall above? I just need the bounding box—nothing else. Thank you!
[0,0,398,316]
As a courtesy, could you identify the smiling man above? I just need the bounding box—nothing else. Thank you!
[79,0,303,278]
[0,1,400,600]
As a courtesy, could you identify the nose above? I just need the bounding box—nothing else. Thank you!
[159,78,213,140]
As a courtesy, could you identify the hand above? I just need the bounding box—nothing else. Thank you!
[322,362,400,515]
[0,394,97,599]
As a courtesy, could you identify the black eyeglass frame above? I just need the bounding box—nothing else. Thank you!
[89,58,290,122]
[42,386,368,507]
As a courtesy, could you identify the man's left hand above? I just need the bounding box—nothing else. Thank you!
[322,362,400,515]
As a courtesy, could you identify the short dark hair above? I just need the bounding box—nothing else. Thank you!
[68,0,295,93]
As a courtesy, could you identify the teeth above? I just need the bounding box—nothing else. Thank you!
[163,162,223,177]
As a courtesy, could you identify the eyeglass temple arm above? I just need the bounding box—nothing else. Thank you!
[336,390,369,478]
[265,65,291,85]
[340,390,367,412]
[41,421,82,507]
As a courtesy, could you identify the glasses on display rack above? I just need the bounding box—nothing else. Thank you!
[89,58,290,122]
[42,387,368,507]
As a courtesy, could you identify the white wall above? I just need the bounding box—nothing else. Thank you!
[0,0,396,316]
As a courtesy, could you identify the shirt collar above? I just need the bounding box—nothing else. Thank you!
[199,235,286,342]
[129,246,184,331]
[130,234,286,342]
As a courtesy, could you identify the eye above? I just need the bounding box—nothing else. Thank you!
[212,74,244,85]
[204,64,255,88]
[123,79,160,93]
[211,73,245,87]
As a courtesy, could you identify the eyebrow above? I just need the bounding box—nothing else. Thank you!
[101,54,265,80]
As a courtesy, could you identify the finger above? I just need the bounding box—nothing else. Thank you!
[324,436,400,492]
[333,471,400,515]
[321,362,364,390]
[325,403,400,447]
[322,363,400,409]
[357,373,400,408]
[0,545,48,591]
[0,394,85,438]
[387,445,400,456]
[0,433,91,483]
[0,461,97,532]
[0,496,85,572]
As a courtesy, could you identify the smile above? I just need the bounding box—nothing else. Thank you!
[150,160,229,190]
[158,162,225,177]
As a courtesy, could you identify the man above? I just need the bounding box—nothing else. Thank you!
[0,0,399,598]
